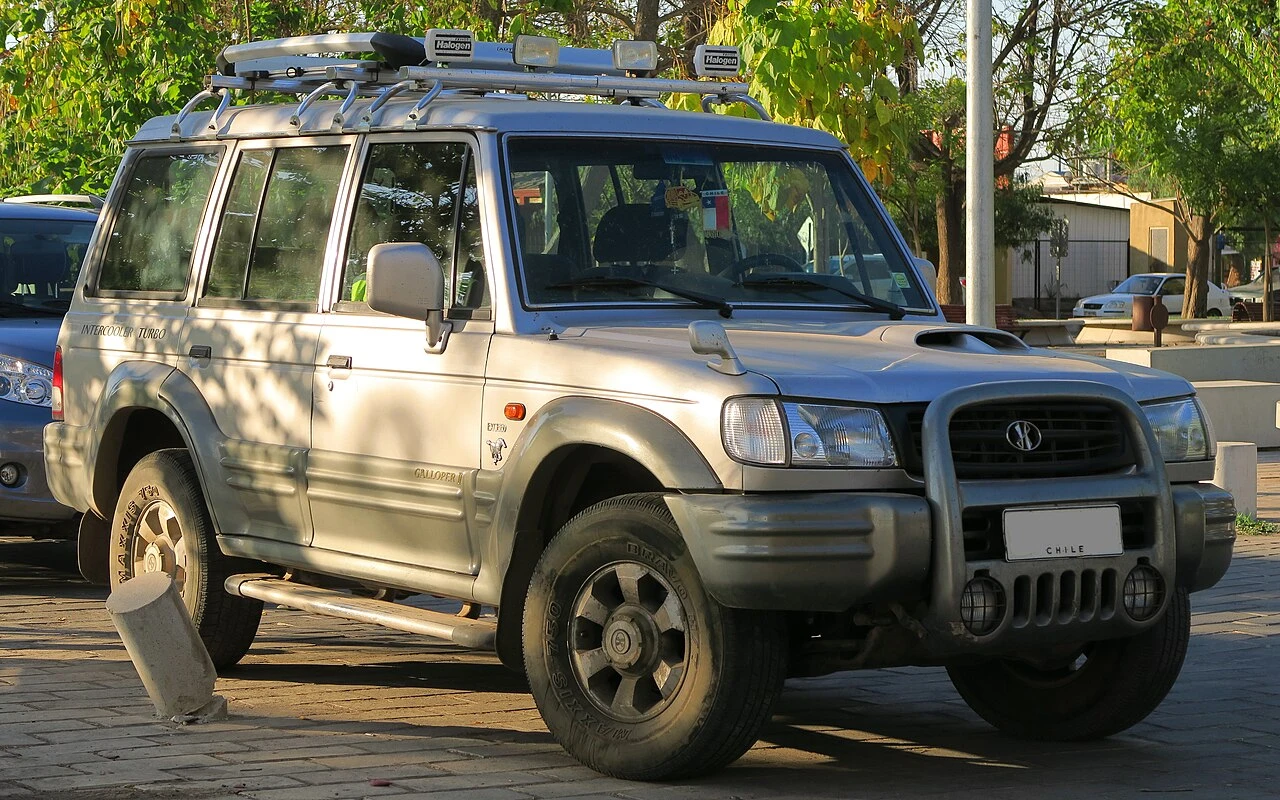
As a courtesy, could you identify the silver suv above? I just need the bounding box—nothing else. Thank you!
[45,30,1235,780]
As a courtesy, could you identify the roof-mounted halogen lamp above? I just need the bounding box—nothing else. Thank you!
[513,35,560,70]
[425,28,475,66]
[612,40,659,76]
[693,44,742,78]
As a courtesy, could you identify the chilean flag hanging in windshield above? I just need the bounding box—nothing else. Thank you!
[702,189,730,234]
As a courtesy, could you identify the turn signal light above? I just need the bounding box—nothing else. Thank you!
[504,403,526,421]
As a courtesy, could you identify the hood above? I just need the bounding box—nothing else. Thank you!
[556,319,1193,404]
[0,317,63,368]
[1079,292,1136,306]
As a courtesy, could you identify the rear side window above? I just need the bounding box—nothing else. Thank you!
[96,150,221,296]
[204,145,349,307]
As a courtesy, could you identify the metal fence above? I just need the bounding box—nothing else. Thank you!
[1012,238,1131,310]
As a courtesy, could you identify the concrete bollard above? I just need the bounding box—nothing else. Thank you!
[1213,441,1257,517]
[105,572,225,720]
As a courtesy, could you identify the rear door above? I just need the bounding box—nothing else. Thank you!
[179,138,356,544]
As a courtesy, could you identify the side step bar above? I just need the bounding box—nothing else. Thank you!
[225,575,496,650]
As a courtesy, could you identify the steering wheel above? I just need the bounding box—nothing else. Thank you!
[718,252,806,281]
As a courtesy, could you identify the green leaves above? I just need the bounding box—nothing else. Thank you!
[700,0,917,183]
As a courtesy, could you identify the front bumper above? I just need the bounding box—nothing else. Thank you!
[0,405,76,523]
[666,381,1235,657]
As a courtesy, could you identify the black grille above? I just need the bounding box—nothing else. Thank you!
[1083,303,1104,310]
[885,402,1133,479]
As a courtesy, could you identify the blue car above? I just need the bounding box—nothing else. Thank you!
[0,196,99,536]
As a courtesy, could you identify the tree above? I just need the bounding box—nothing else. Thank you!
[897,0,1133,304]
[0,2,731,193]
[1081,0,1280,318]
[702,0,919,182]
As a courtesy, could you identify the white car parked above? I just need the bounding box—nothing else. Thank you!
[1073,272,1231,318]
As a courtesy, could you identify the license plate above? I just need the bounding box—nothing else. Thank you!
[1002,505,1123,561]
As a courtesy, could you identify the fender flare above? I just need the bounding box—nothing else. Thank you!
[86,361,186,518]
[480,396,721,668]
[85,363,224,523]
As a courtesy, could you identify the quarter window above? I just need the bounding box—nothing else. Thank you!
[97,150,221,296]
[205,145,349,306]
[340,141,488,312]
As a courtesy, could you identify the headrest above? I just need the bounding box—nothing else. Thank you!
[593,203,688,264]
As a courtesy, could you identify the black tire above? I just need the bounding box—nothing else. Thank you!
[523,493,787,780]
[1206,308,1223,317]
[109,449,262,669]
[946,587,1191,741]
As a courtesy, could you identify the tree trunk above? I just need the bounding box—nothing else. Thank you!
[636,0,660,41]
[680,0,725,77]
[1183,211,1211,318]
[935,171,964,305]
[472,0,505,37]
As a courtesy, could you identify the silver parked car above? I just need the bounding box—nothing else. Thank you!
[45,30,1234,780]
[0,196,98,536]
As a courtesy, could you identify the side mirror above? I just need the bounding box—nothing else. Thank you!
[913,257,937,297]
[367,242,447,347]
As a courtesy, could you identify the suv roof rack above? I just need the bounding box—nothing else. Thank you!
[2,194,105,211]
[172,29,768,139]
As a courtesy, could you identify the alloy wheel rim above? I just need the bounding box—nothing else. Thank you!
[128,499,190,593]
[568,560,690,722]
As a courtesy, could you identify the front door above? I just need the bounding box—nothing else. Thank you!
[308,136,492,574]
[1159,276,1186,316]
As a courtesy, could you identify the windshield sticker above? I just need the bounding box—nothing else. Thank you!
[701,189,731,236]
[892,272,911,288]
[665,186,700,212]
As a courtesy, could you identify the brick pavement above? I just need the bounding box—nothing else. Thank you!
[2,487,1278,799]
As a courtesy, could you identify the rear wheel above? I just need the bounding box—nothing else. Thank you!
[109,449,262,669]
[523,494,788,780]
[946,588,1190,740]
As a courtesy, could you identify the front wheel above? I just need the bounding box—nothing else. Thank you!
[947,588,1190,741]
[110,449,263,670]
[523,494,788,780]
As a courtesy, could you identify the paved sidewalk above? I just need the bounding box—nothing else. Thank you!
[2,479,1278,799]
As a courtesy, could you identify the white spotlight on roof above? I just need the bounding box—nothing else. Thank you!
[694,45,741,77]
[425,29,474,62]
[612,40,659,73]
[513,35,560,69]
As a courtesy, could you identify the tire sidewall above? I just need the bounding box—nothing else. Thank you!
[110,452,209,619]
[948,588,1191,739]
[525,502,722,764]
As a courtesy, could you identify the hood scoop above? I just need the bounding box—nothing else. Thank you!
[880,325,1030,354]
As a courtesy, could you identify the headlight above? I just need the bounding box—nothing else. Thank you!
[0,354,53,408]
[722,398,897,467]
[1104,300,1127,310]
[1142,397,1209,462]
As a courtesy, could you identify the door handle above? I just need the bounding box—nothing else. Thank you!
[189,345,211,359]
[326,355,353,370]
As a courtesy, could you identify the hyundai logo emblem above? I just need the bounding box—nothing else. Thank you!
[1005,420,1043,452]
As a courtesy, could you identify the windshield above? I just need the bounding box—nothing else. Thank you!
[1114,275,1163,295]
[0,217,96,314]
[507,138,930,313]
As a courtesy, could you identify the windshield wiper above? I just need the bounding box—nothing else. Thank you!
[545,275,734,318]
[738,275,906,320]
